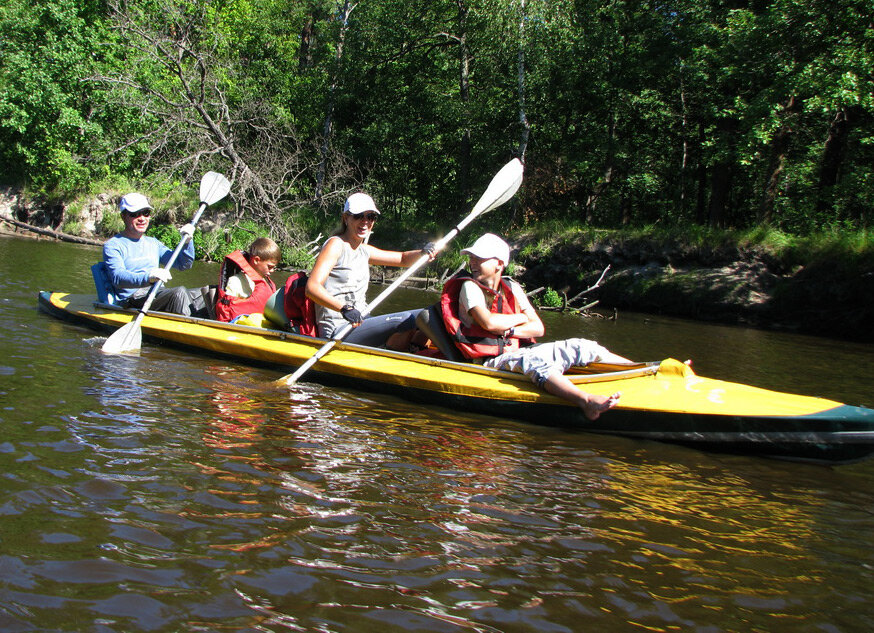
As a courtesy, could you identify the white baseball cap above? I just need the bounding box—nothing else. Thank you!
[461,233,510,266]
[119,192,152,213]
[343,192,380,215]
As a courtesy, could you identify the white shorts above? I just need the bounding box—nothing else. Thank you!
[484,338,615,386]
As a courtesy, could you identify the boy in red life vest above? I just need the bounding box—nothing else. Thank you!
[441,233,628,420]
[216,237,281,322]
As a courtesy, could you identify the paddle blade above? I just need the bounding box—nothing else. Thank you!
[200,171,231,206]
[101,320,142,354]
[470,158,524,216]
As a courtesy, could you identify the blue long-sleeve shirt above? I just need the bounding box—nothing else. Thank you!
[103,234,195,303]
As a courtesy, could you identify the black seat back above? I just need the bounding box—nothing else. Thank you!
[415,304,466,362]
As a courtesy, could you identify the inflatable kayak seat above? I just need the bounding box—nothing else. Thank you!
[415,304,465,362]
[200,285,218,320]
[91,262,119,306]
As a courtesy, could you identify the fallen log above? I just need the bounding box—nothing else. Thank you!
[1,214,102,247]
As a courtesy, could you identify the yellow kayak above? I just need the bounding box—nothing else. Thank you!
[38,291,874,465]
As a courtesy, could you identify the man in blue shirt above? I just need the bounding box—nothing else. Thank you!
[103,192,205,316]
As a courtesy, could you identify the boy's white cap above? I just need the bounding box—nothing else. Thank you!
[461,233,510,266]
[343,192,380,215]
[119,192,152,213]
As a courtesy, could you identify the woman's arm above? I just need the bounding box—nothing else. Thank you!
[367,245,433,267]
[305,238,345,311]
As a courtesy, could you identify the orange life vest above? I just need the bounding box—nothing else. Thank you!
[440,273,535,359]
[281,271,319,337]
[216,250,277,322]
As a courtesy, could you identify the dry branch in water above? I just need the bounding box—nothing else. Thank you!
[537,265,612,313]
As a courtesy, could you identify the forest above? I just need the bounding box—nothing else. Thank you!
[1,0,872,254]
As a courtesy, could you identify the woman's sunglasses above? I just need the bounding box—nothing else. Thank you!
[348,211,378,222]
[124,210,151,218]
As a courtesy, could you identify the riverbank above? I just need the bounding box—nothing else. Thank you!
[512,229,874,343]
[3,191,872,342]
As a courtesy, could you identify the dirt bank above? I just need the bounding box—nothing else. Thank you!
[514,233,874,343]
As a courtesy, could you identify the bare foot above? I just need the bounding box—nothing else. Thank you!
[580,391,621,421]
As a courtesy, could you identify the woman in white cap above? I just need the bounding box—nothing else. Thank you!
[103,192,205,316]
[305,192,435,346]
[440,232,628,420]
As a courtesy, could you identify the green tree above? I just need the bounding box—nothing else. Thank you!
[0,0,115,193]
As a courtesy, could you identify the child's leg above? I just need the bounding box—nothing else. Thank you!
[542,373,621,421]
[485,344,622,420]
[553,338,631,366]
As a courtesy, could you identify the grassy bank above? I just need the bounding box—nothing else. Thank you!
[509,223,874,342]
[38,182,874,342]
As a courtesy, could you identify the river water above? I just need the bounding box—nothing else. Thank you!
[2,234,874,632]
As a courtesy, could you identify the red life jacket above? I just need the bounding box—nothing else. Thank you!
[281,271,319,337]
[440,273,535,359]
[215,250,277,322]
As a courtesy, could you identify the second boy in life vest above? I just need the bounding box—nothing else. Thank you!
[215,238,280,322]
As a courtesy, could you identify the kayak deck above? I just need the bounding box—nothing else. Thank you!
[38,291,874,464]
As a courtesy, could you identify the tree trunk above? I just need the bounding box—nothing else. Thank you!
[517,0,530,161]
[694,123,708,224]
[759,96,799,225]
[299,14,315,71]
[584,112,617,221]
[708,162,731,228]
[314,0,355,206]
[708,117,737,228]
[815,105,860,216]
[679,77,688,212]
[456,0,472,209]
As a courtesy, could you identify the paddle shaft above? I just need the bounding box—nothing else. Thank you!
[110,202,206,350]
[285,195,504,384]
[282,158,524,385]
[140,203,206,311]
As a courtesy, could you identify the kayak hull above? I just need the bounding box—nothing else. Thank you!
[38,291,874,465]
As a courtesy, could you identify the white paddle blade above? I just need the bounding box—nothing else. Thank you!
[200,171,231,206]
[101,320,142,354]
[470,158,524,216]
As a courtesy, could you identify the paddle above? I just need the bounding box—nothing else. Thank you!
[281,157,525,386]
[101,171,231,354]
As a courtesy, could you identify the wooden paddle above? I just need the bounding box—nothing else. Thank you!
[101,171,231,354]
[281,157,525,386]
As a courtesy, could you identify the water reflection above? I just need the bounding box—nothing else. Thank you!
[4,235,874,631]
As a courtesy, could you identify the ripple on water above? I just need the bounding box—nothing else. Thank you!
[3,238,874,631]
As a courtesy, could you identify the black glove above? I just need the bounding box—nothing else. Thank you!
[422,242,437,257]
[341,304,363,324]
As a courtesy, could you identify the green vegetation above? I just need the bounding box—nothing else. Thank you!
[148,219,315,270]
[538,288,563,309]
[517,221,874,271]
[1,0,871,251]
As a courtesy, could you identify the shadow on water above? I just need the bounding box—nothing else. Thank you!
[3,234,874,631]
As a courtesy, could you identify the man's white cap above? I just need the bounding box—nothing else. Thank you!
[343,192,380,215]
[119,192,152,213]
[461,233,510,266]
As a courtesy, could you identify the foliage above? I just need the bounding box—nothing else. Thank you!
[1,0,872,246]
[147,216,318,271]
[538,287,563,308]
[0,0,118,193]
